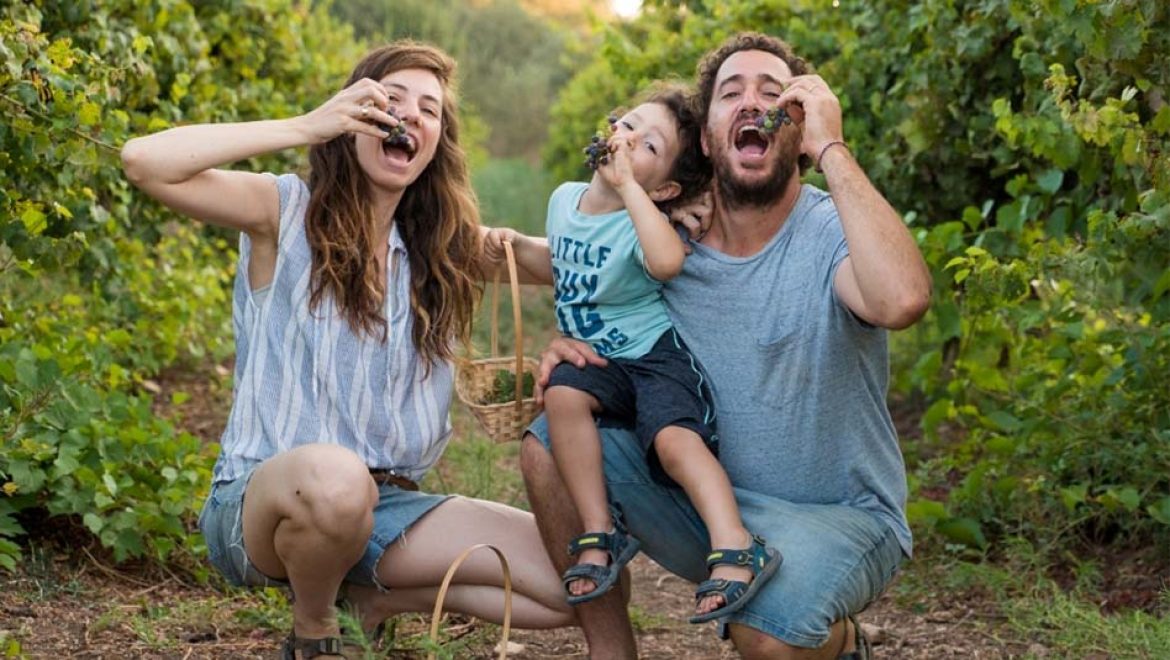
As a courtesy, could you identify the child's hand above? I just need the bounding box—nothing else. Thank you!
[483,227,520,264]
[669,189,714,249]
[597,136,637,192]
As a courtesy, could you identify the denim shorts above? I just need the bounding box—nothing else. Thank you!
[198,468,451,589]
[527,414,904,648]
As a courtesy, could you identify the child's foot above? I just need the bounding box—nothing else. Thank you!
[561,522,642,605]
[695,531,754,617]
[566,546,611,597]
[689,532,781,624]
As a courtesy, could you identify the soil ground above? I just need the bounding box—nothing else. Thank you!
[1,364,1163,659]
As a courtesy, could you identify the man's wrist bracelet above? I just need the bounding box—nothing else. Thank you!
[815,140,848,173]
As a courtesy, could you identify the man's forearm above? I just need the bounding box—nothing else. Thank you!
[821,146,931,327]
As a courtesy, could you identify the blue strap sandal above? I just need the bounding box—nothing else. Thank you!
[561,511,641,606]
[688,533,781,624]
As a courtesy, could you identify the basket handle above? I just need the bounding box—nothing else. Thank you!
[488,241,526,415]
[427,543,513,660]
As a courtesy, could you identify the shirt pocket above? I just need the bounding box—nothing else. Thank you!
[749,318,808,411]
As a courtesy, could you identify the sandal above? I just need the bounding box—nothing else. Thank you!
[561,509,641,605]
[281,633,344,659]
[688,533,781,624]
[839,614,872,660]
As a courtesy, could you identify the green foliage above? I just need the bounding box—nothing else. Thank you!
[333,0,573,160]
[547,0,1170,550]
[481,369,535,405]
[0,0,364,568]
[473,158,555,234]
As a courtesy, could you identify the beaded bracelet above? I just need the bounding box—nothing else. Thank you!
[815,140,848,173]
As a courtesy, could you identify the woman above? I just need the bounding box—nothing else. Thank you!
[121,42,572,658]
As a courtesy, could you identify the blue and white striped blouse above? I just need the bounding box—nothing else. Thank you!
[211,173,454,484]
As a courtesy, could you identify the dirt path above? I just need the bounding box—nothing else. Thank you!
[0,365,1029,658]
[0,542,1025,659]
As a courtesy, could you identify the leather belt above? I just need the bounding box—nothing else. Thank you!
[368,469,419,491]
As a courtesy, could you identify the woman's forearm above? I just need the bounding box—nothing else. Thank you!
[121,117,311,186]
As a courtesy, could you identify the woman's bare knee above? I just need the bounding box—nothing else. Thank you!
[261,444,375,536]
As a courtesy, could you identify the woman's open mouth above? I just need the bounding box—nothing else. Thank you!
[379,126,417,165]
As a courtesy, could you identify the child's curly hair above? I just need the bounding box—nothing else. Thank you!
[630,82,712,213]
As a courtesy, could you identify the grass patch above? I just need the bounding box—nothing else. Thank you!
[629,604,672,632]
[894,538,1170,658]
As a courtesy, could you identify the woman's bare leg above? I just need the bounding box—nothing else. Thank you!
[346,496,575,630]
[241,444,379,645]
[344,583,569,629]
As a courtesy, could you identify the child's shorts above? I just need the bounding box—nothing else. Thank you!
[547,327,717,484]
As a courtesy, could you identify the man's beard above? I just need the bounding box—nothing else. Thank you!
[711,130,800,210]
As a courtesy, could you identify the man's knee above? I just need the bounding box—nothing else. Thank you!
[728,620,845,660]
[729,624,799,659]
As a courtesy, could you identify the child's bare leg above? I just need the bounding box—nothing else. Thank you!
[544,385,610,598]
[653,426,753,617]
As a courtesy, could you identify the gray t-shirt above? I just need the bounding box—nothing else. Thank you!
[664,184,911,556]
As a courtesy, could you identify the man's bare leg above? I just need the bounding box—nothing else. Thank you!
[521,434,638,659]
[730,619,855,660]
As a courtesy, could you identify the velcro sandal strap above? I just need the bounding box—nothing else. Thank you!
[705,534,768,571]
[567,532,613,556]
[284,634,343,659]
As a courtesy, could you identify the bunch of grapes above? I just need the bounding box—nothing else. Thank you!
[754,107,792,133]
[378,109,410,148]
[582,114,620,170]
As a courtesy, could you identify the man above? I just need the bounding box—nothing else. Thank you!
[522,32,931,659]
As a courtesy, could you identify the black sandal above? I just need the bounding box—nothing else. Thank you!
[281,633,344,659]
[839,614,872,659]
[561,507,641,605]
[689,533,781,624]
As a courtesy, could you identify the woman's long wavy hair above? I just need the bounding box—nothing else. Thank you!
[305,42,482,371]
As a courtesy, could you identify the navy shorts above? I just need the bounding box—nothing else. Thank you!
[547,328,717,484]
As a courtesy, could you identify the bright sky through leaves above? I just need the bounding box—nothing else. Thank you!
[611,0,641,18]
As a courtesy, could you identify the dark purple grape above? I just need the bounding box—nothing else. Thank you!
[378,108,410,147]
[754,107,792,134]
[583,129,611,171]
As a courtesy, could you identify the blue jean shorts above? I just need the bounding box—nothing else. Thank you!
[198,468,451,589]
[526,414,904,648]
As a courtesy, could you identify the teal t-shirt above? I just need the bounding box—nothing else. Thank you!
[546,182,673,359]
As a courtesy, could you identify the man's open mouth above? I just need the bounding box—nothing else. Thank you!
[734,124,770,156]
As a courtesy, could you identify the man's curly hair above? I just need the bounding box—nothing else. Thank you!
[695,33,813,172]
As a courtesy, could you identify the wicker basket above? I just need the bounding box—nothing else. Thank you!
[428,543,512,659]
[456,240,540,443]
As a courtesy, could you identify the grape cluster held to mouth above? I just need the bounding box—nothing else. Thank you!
[755,107,792,133]
[377,109,410,149]
[582,114,620,171]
